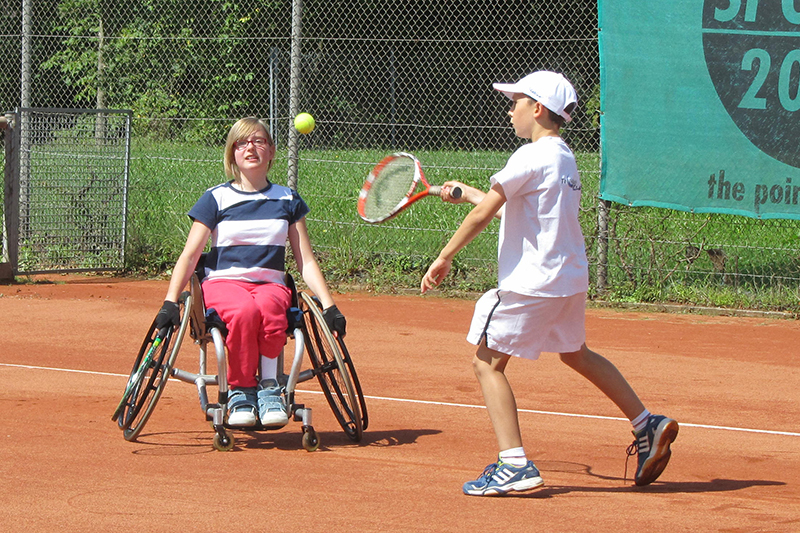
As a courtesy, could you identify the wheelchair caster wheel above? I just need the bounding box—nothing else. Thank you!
[302,427,320,452]
[213,431,235,452]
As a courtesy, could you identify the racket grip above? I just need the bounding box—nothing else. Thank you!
[430,185,462,199]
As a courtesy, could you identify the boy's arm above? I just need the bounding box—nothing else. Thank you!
[441,181,504,219]
[421,184,506,293]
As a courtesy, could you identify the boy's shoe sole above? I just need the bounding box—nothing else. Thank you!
[636,417,679,486]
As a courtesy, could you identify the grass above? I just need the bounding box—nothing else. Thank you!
[4,137,799,313]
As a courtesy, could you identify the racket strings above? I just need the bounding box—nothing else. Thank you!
[363,158,417,220]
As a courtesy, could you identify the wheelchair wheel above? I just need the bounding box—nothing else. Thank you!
[299,292,363,442]
[114,291,192,442]
[302,427,320,452]
[335,336,369,431]
[213,430,235,452]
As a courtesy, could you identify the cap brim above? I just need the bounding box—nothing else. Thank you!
[492,82,519,99]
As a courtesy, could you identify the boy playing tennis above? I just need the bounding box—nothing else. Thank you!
[421,71,678,496]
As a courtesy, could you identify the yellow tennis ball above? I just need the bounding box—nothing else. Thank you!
[294,113,315,134]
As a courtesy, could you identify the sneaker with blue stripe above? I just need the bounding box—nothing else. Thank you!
[627,414,679,486]
[462,459,544,496]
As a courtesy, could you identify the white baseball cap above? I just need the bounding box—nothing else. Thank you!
[492,71,578,122]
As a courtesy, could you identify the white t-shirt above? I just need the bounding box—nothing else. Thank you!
[490,136,589,297]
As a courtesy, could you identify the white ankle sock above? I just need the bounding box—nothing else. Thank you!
[631,410,651,433]
[499,447,528,467]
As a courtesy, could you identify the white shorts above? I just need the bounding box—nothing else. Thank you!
[467,289,586,360]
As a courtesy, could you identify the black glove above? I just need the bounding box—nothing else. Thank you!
[322,304,346,338]
[155,300,180,331]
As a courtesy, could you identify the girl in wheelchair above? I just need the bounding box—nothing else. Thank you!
[154,117,346,428]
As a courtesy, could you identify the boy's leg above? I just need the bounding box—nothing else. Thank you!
[473,342,522,451]
[462,342,544,496]
[560,344,678,485]
[559,344,645,420]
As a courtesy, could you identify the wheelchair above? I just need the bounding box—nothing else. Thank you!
[111,267,368,452]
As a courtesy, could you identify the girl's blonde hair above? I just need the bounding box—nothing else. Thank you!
[223,117,275,181]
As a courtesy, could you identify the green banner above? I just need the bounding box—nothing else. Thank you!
[598,0,800,219]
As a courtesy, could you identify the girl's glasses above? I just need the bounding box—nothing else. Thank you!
[234,137,271,151]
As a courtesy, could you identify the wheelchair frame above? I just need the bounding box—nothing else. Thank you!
[112,272,368,451]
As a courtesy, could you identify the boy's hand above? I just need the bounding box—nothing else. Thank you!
[421,257,452,294]
[440,181,469,204]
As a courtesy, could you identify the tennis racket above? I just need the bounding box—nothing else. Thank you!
[357,152,462,224]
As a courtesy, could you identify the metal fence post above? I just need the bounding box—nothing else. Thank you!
[19,0,32,241]
[269,47,280,146]
[2,113,20,279]
[286,0,303,191]
[596,198,611,293]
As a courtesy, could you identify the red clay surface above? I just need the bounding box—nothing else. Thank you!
[1,275,799,532]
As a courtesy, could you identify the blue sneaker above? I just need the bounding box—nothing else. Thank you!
[258,379,289,427]
[227,387,257,427]
[628,415,679,486]
[462,460,544,496]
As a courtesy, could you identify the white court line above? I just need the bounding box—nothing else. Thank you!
[3,362,800,438]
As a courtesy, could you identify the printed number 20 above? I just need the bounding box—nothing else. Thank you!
[740,48,800,112]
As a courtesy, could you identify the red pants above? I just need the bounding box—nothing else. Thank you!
[202,279,292,388]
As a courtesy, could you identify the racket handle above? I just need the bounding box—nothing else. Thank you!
[430,185,462,199]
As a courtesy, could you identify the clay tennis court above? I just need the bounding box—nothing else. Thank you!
[1,275,798,532]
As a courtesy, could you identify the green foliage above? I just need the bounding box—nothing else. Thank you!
[122,143,800,313]
[584,83,601,129]
[7,0,798,312]
[40,0,286,142]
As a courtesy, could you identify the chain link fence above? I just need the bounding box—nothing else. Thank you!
[6,108,131,273]
[1,0,798,312]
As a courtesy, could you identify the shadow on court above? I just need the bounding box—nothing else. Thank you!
[128,431,222,456]
[529,459,787,496]
[240,428,443,451]
[125,427,447,452]
[506,478,786,499]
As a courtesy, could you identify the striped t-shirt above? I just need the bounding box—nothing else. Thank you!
[188,181,310,284]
